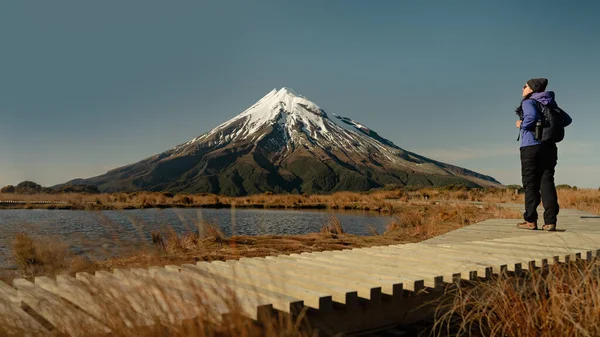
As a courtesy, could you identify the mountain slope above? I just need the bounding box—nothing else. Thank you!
[65,88,501,195]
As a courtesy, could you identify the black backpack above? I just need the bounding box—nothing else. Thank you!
[534,101,566,143]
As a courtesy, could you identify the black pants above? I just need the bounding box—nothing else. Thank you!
[520,143,559,225]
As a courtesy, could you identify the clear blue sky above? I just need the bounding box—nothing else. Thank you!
[1,1,599,188]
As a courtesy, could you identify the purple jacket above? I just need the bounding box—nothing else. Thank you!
[520,91,572,148]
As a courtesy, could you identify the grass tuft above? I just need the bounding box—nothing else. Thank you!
[320,215,345,235]
[433,259,600,337]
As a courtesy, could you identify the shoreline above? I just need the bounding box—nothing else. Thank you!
[3,187,597,214]
[0,188,497,212]
[0,201,393,212]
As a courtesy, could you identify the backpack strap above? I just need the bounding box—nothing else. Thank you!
[533,100,546,123]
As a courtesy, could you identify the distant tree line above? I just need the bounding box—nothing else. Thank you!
[1,180,595,195]
[0,181,100,194]
[507,184,588,192]
[556,184,578,190]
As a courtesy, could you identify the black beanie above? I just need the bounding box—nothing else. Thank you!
[526,78,548,93]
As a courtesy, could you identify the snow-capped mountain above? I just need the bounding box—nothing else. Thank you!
[65,88,500,195]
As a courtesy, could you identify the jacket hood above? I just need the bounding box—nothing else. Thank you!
[530,91,556,105]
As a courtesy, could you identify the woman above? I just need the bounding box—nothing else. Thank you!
[515,78,572,231]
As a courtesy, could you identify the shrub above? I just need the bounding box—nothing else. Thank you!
[0,185,15,193]
[15,181,43,194]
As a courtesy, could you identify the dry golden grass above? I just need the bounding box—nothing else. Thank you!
[0,190,396,212]
[383,203,520,240]
[555,188,600,214]
[3,187,598,216]
[0,270,316,337]
[11,233,96,280]
[319,215,345,235]
[410,188,600,215]
[433,259,600,337]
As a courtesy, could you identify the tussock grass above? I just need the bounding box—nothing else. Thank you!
[4,187,598,215]
[418,188,600,215]
[320,215,345,235]
[433,259,600,337]
[151,222,226,256]
[1,190,396,212]
[201,222,226,242]
[557,189,600,214]
[12,233,94,279]
[383,203,520,239]
[0,270,316,337]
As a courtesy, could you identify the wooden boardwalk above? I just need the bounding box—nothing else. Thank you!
[0,200,69,205]
[1,206,599,336]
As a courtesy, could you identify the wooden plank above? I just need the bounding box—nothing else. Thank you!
[491,241,600,260]
[99,270,169,321]
[35,276,106,319]
[140,267,246,319]
[112,268,189,324]
[258,256,405,297]
[475,241,593,261]
[75,272,156,326]
[182,262,305,313]
[322,249,482,281]
[54,274,141,328]
[169,264,303,316]
[13,278,110,336]
[236,257,370,303]
[222,259,360,307]
[164,265,276,321]
[0,280,19,303]
[495,233,600,249]
[192,261,333,311]
[370,244,517,266]
[286,254,430,291]
[435,242,566,267]
[351,244,497,272]
[317,250,461,283]
[149,266,268,321]
[367,245,521,274]
[127,267,207,308]
[424,245,538,271]
[304,252,444,289]
[268,254,416,293]
[0,288,49,336]
[115,267,237,323]
[443,240,581,261]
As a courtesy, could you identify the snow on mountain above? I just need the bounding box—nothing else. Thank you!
[64,87,501,195]
[169,87,419,166]
[181,87,350,147]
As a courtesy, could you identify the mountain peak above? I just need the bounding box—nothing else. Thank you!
[276,87,301,98]
[72,88,501,195]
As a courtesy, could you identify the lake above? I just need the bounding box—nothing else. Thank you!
[0,208,394,268]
